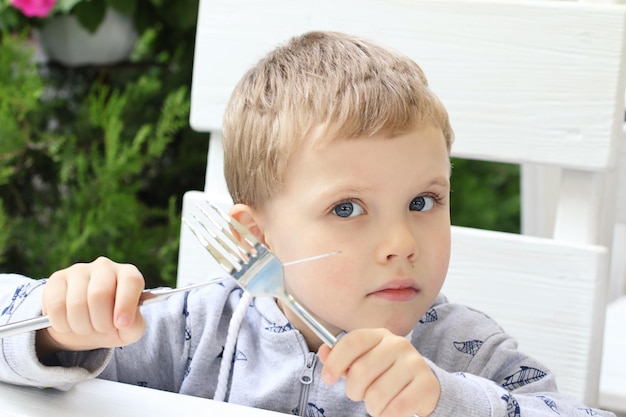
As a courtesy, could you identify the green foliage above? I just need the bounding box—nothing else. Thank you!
[0,33,199,285]
[0,3,26,32]
[0,33,49,265]
[450,158,520,233]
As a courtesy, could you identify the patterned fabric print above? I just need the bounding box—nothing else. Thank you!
[454,339,483,356]
[419,308,438,324]
[265,323,294,333]
[184,357,193,378]
[537,395,560,414]
[183,292,191,341]
[1,281,44,317]
[234,350,247,362]
[501,393,521,417]
[502,366,547,390]
[577,408,599,415]
[292,403,327,417]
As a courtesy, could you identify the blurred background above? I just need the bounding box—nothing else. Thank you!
[0,0,519,287]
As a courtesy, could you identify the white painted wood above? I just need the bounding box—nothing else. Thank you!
[554,170,614,244]
[191,0,626,170]
[522,135,624,297]
[520,164,561,238]
[0,378,289,417]
[443,226,608,405]
[599,297,626,413]
[617,136,626,224]
[204,130,230,200]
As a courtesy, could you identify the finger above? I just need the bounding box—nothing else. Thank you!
[376,378,421,417]
[317,344,332,364]
[383,363,440,417]
[42,271,71,333]
[87,263,118,333]
[362,360,415,417]
[118,310,147,346]
[346,336,403,401]
[321,330,384,384]
[112,263,144,329]
[64,265,93,335]
[366,349,438,417]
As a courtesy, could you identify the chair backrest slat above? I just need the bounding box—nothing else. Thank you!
[191,0,626,170]
[443,226,608,404]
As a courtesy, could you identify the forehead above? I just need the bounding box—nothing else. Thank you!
[287,125,451,186]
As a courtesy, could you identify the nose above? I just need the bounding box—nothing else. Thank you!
[375,218,419,264]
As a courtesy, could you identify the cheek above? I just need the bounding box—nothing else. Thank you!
[282,257,355,304]
[428,224,451,281]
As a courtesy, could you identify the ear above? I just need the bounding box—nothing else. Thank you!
[229,203,267,245]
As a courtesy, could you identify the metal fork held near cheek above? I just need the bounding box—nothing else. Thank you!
[0,231,337,341]
[183,201,340,347]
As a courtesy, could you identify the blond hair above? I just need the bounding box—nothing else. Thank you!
[223,31,453,207]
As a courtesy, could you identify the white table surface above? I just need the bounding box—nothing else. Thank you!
[0,378,289,417]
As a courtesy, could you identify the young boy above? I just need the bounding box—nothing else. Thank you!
[0,31,616,417]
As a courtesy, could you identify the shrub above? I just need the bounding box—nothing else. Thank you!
[0,33,195,286]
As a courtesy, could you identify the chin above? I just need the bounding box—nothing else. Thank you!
[384,316,421,336]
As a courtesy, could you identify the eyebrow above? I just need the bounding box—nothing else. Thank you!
[317,175,451,202]
[429,176,451,189]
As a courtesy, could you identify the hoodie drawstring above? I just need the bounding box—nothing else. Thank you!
[213,291,253,402]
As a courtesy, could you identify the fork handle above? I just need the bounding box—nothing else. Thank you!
[284,294,337,347]
[0,316,51,339]
[2,295,337,345]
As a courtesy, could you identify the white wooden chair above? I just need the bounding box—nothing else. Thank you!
[179,0,626,412]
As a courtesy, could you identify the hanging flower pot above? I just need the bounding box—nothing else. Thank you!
[8,0,140,67]
[36,7,138,66]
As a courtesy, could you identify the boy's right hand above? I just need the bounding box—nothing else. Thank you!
[37,257,146,355]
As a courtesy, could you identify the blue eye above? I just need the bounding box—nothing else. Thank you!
[332,201,364,218]
[410,196,435,212]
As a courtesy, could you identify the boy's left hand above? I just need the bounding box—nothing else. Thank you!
[318,328,440,417]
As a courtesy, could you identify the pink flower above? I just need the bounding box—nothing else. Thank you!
[11,0,56,18]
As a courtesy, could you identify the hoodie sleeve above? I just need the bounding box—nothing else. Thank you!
[1,272,236,394]
[416,298,615,417]
[0,274,112,390]
[427,340,615,417]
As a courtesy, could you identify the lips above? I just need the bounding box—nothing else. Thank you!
[369,280,420,302]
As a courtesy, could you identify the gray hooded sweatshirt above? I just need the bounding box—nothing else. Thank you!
[0,273,616,417]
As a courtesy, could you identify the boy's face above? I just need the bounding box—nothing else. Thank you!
[247,125,451,348]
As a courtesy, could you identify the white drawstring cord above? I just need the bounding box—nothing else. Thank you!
[213,291,253,402]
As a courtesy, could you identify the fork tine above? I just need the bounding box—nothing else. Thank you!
[207,201,261,248]
[194,208,250,265]
[182,217,241,274]
[197,204,253,262]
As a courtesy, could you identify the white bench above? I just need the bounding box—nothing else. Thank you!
[179,0,626,411]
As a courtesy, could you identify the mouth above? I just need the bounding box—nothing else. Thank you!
[368,280,420,302]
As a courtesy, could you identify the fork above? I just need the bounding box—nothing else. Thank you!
[183,201,340,347]
[0,277,229,339]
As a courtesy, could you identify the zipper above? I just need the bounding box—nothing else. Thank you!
[297,352,317,417]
